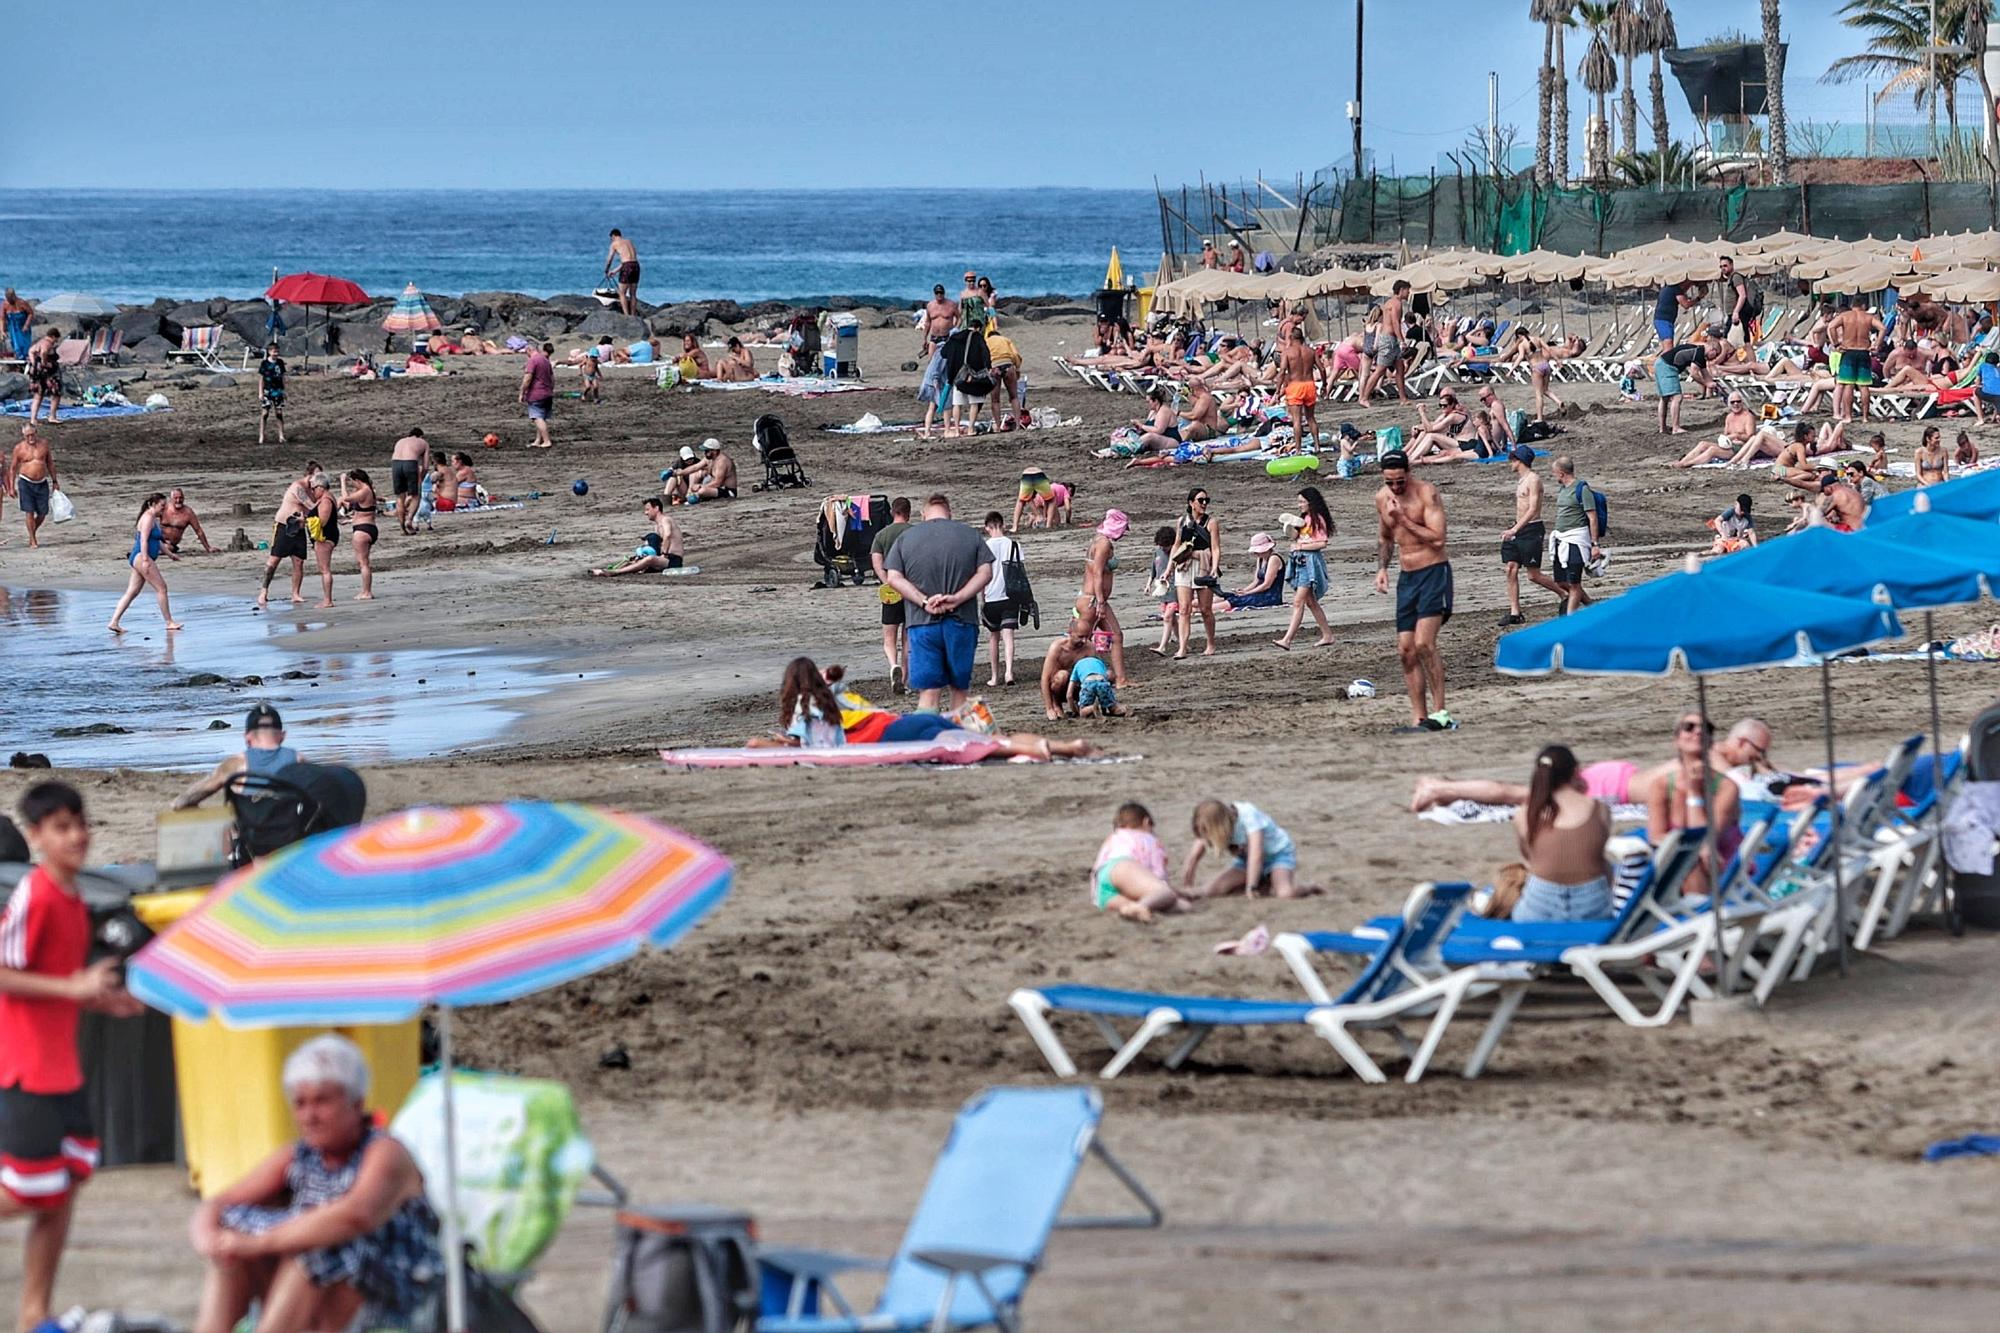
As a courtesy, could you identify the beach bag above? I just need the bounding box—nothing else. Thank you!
[1001,541,1033,602]
[1507,409,1530,440]
[953,332,995,397]
[48,489,74,524]
[1571,480,1610,537]
[1376,425,1404,452]
[604,1207,757,1333]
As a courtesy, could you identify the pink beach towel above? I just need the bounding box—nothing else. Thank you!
[660,734,1003,769]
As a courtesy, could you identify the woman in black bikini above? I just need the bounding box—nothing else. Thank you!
[340,469,379,600]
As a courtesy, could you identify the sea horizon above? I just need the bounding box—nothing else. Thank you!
[0,187,1162,306]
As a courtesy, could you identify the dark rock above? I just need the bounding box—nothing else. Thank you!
[178,672,229,686]
[222,303,281,349]
[238,675,263,685]
[111,308,165,346]
[509,310,572,340]
[279,669,316,680]
[128,334,175,363]
[167,300,226,330]
[543,294,603,314]
[206,373,238,390]
[461,292,537,323]
[8,753,51,770]
[160,368,203,383]
[207,719,231,730]
[0,372,26,401]
[574,309,649,341]
[647,304,712,336]
[598,1044,631,1070]
[1015,303,1096,321]
[53,722,130,738]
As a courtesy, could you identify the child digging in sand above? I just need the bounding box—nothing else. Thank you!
[1093,803,1194,921]
[1182,798,1324,899]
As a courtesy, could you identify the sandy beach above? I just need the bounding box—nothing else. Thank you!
[6,317,2000,1329]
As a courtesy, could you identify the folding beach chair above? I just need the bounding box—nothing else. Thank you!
[756,1086,1160,1333]
[1010,882,1532,1084]
[167,324,232,373]
[85,327,122,365]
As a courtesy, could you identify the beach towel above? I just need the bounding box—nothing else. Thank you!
[431,501,527,516]
[1923,1134,2000,1162]
[688,375,877,397]
[0,401,164,420]
[659,738,1139,769]
[821,418,924,435]
[1419,799,1649,826]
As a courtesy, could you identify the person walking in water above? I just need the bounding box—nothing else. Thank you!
[1373,450,1454,731]
[106,492,182,633]
[605,229,641,317]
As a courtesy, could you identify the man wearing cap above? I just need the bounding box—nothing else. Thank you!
[675,439,737,504]
[1499,445,1566,626]
[1200,239,1220,270]
[172,705,305,809]
[922,284,958,357]
[1372,451,1454,730]
[1225,240,1246,274]
[884,493,994,712]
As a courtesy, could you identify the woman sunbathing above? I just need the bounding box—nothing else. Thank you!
[747,659,1101,760]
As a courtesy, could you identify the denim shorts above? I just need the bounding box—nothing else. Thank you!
[1513,874,1613,922]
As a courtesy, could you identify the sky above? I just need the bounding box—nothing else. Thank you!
[1,2,1919,191]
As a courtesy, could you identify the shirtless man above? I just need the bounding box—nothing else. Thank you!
[256,462,321,608]
[678,333,712,379]
[1672,393,1781,468]
[713,336,756,382]
[591,497,687,575]
[1038,626,1095,722]
[684,439,738,503]
[5,422,59,548]
[158,487,213,554]
[390,427,429,534]
[605,228,640,317]
[1373,450,1454,731]
[1359,279,1412,406]
[1276,324,1321,447]
[921,283,958,357]
[1828,298,1883,423]
[1180,382,1223,441]
[1498,446,1565,626]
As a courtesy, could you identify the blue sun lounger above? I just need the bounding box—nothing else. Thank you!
[756,1086,1159,1333]
[1009,881,1532,1084]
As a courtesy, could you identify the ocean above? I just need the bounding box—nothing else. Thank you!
[0,189,1161,306]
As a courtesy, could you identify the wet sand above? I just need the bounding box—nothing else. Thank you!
[5,320,2000,1329]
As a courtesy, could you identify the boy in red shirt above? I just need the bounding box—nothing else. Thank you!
[1,782,141,1333]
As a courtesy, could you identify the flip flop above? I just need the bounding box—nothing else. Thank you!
[1271,639,1291,651]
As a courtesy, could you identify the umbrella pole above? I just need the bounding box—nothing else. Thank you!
[1822,660,1851,977]
[1695,677,1727,992]
[438,1006,468,1333]
[1923,610,1954,928]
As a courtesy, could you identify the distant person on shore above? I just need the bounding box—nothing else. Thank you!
[980,512,1021,687]
[1076,509,1130,687]
[1200,239,1220,270]
[922,283,957,357]
[520,341,555,448]
[25,326,62,424]
[106,492,181,633]
[1277,325,1322,447]
[871,497,913,692]
[1091,803,1193,922]
[1359,279,1411,406]
[1172,487,1221,660]
[1548,454,1599,617]
[159,487,215,555]
[606,228,640,316]
[883,493,994,712]
[2,287,33,360]
[257,342,287,445]
[1374,451,1454,731]
[452,452,479,510]
[676,332,711,381]
[390,429,428,535]
[339,469,379,600]
[1653,275,1705,346]
[714,336,755,382]
[591,497,686,576]
[257,462,320,608]
[6,421,60,549]
[1226,240,1246,273]
[1830,297,1883,423]
[307,472,339,608]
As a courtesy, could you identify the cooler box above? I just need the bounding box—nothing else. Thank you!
[830,313,860,379]
[132,890,422,1197]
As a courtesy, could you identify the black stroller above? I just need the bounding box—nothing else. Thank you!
[813,493,890,588]
[223,763,368,867]
[752,414,810,491]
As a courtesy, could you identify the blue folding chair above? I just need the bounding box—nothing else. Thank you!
[757,1086,1159,1333]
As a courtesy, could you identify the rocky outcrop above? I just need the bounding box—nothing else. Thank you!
[573,309,649,341]
[0,372,27,400]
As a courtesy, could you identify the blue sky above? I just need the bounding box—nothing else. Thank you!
[4,2,1905,189]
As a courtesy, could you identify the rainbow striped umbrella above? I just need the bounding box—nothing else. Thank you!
[382,281,441,339]
[127,801,731,1332]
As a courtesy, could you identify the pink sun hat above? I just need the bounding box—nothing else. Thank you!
[1096,508,1129,540]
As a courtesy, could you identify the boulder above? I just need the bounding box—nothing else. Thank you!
[0,372,26,401]
[647,304,712,337]
[461,292,537,322]
[110,308,165,346]
[168,300,227,330]
[509,310,572,340]
[543,294,604,314]
[128,334,176,364]
[160,368,203,384]
[206,373,239,390]
[222,304,281,349]
[702,299,746,326]
[574,309,649,341]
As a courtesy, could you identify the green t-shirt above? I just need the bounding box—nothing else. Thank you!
[1553,479,1591,532]
[871,520,910,562]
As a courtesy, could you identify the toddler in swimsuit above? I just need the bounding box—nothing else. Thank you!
[1091,803,1194,922]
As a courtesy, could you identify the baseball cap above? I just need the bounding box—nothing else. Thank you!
[1379,450,1410,471]
[245,703,283,732]
[1510,444,1536,464]
[701,437,722,453]
[678,445,697,461]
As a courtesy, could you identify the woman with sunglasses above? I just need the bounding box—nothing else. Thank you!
[1271,487,1335,651]
[1171,487,1222,659]
[1645,712,1741,899]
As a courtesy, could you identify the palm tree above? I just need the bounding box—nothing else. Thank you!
[1578,3,1622,179]
[1763,0,1788,183]
[1824,0,1982,145]
[1644,0,1679,164]
[1960,1,1996,181]
[1612,141,1702,187]
[1550,0,1576,183]
[1531,0,1559,185]
[1611,0,1646,155]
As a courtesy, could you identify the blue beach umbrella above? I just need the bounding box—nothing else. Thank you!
[1866,470,2000,525]
[1498,559,1903,979]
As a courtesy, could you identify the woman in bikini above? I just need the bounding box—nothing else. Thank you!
[428,451,456,512]
[452,452,479,509]
[1075,509,1129,687]
[107,492,182,634]
[1644,712,1741,900]
[339,469,380,600]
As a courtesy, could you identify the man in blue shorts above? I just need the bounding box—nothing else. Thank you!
[1372,451,1454,732]
[1653,276,1704,347]
[884,493,994,713]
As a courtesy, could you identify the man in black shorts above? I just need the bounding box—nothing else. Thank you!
[1499,445,1564,626]
[390,427,428,535]
[257,462,319,608]
[1372,451,1454,731]
[257,342,287,445]
[870,497,913,692]
[1548,454,1600,616]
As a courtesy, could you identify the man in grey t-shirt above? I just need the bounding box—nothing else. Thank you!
[884,494,994,711]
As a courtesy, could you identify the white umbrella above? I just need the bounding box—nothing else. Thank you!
[36,292,120,319]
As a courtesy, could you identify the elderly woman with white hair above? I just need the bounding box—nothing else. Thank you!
[189,1034,441,1333]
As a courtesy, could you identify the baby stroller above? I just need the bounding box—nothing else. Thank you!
[752,414,810,491]
[813,493,890,588]
[223,762,367,867]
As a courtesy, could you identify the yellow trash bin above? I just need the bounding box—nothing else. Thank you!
[132,891,421,1198]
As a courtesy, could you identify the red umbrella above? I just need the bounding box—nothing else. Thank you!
[265,272,371,367]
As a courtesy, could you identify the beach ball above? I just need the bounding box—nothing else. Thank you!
[572,479,589,496]
[1347,679,1376,699]
[483,432,500,449]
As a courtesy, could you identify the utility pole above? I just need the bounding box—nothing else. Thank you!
[1488,70,1500,175]
[1351,0,1366,177]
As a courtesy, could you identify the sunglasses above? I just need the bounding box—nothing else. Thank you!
[1678,720,1710,734]
[1193,495,1210,504]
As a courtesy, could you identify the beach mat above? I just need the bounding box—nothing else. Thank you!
[690,376,879,397]
[1420,799,1649,826]
[660,738,1139,769]
[1,401,164,421]
[432,502,526,516]
[820,420,923,434]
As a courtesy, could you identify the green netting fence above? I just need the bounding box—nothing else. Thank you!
[1338,175,2000,253]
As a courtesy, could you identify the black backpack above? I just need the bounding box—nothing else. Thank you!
[603,1206,757,1333]
[1001,540,1033,602]
[953,332,996,397]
